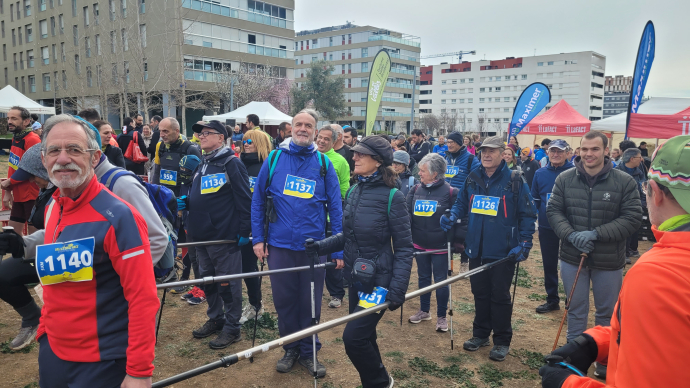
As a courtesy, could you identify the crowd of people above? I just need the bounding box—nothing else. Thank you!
[0,104,689,388]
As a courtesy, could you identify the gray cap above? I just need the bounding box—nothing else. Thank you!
[14,144,49,182]
[478,136,506,150]
[393,150,410,165]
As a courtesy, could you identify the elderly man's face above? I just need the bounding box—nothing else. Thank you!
[158,119,180,144]
[42,122,99,191]
[292,113,316,147]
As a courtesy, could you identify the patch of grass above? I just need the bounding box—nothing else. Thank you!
[514,266,533,288]
[168,341,197,358]
[443,354,473,364]
[385,351,405,363]
[512,318,525,331]
[408,357,474,381]
[23,383,38,388]
[455,302,475,314]
[334,337,343,343]
[527,293,547,301]
[512,349,547,370]
[321,382,342,388]
[398,377,430,388]
[477,363,514,387]
[390,368,411,380]
[462,382,478,388]
[1,340,36,354]
[241,312,279,342]
[323,358,337,365]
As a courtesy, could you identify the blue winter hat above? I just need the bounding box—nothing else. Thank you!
[74,115,102,147]
[180,155,201,171]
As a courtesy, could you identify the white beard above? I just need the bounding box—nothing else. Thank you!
[49,162,90,190]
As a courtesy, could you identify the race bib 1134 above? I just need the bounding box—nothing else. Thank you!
[35,237,95,286]
[200,173,226,194]
[414,200,438,217]
[471,195,500,216]
[283,175,315,199]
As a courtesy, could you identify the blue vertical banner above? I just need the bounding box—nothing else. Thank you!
[508,82,551,139]
[625,21,655,139]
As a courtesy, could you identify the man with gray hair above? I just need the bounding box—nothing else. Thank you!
[616,147,647,263]
[251,109,343,377]
[331,124,355,172]
[4,114,159,387]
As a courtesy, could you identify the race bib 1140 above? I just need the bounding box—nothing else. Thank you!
[358,286,389,309]
[200,173,226,194]
[445,166,459,178]
[160,169,177,185]
[414,200,438,217]
[471,195,500,216]
[283,175,315,199]
[8,152,20,170]
[35,237,95,286]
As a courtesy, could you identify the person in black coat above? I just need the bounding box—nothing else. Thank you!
[519,148,541,189]
[237,129,274,323]
[93,120,126,169]
[408,129,431,162]
[117,117,148,175]
[310,135,413,388]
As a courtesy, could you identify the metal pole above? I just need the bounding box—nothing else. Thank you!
[155,288,167,345]
[412,248,448,256]
[151,256,511,388]
[511,263,520,305]
[305,239,318,387]
[177,239,237,248]
[446,210,454,350]
[410,65,416,135]
[157,262,336,289]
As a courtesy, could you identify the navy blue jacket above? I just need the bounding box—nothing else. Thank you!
[187,147,252,242]
[530,161,574,230]
[451,161,537,260]
[251,141,343,257]
[445,146,481,192]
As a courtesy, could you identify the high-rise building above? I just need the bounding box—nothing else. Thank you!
[418,51,606,135]
[294,23,421,132]
[0,0,296,131]
[605,75,632,93]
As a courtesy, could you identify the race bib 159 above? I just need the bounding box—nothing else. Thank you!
[358,287,389,309]
[283,175,316,199]
[35,237,95,286]
[471,195,500,216]
[200,173,226,194]
[160,169,177,185]
[8,152,20,170]
[445,166,459,178]
[414,200,438,217]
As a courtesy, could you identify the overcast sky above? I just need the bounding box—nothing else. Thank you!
[294,0,690,98]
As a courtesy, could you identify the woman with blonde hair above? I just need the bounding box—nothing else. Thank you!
[237,129,274,324]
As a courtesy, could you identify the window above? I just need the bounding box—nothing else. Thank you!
[93,3,99,24]
[95,34,101,55]
[110,31,116,53]
[468,98,473,103]
[85,37,91,57]
[18,27,23,46]
[1,0,3,14]
[49,16,55,35]
[504,108,510,112]
[2,44,5,61]
[86,66,92,86]
[124,61,129,83]
[248,34,256,44]
[361,62,368,72]
[24,0,29,15]
[451,99,456,104]
[83,6,89,26]
[143,61,148,81]
[73,25,78,46]
[28,75,35,93]
[59,14,64,34]
[479,108,484,113]
[25,23,32,42]
[96,65,101,86]
[521,74,527,80]
[538,62,544,66]
[504,97,510,102]
[3,68,7,86]
[51,43,56,61]
[60,42,65,61]
[41,46,48,64]
[121,28,128,51]
[548,61,554,65]
[468,78,473,83]
[138,0,144,14]
[441,99,446,104]
[1,21,4,38]
[43,73,50,91]
[121,0,126,18]
[361,48,368,57]
[62,70,67,89]
[479,98,485,103]
[328,54,332,61]
[39,19,47,38]
[452,80,457,84]
[71,0,76,16]
[109,0,114,20]
[442,80,447,85]
[452,89,457,94]
[74,54,80,74]
[480,88,485,92]
[442,90,446,94]
[495,87,501,92]
[459,99,464,103]
[139,24,146,47]
[26,49,33,67]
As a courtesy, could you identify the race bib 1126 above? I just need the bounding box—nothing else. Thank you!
[200,173,226,194]
[471,195,500,216]
[35,237,95,286]
[414,200,438,217]
[283,175,316,199]
[160,169,177,185]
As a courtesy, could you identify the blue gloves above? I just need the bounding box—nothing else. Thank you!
[568,230,598,253]
[237,235,250,246]
[440,213,457,232]
[176,195,188,211]
[508,241,532,262]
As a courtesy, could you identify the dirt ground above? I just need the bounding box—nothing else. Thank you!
[0,155,653,387]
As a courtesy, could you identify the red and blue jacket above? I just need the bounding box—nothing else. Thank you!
[36,176,159,378]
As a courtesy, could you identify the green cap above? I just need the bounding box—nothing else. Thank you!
[648,135,690,214]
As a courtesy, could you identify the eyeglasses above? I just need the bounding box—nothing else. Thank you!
[243,139,253,145]
[198,131,221,138]
[42,146,98,157]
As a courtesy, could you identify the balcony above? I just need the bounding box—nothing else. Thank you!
[368,35,420,48]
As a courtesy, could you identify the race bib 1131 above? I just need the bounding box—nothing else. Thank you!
[35,237,95,286]
[358,287,389,309]
[471,195,500,216]
[283,175,316,199]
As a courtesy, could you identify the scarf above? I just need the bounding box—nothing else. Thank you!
[357,170,380,183]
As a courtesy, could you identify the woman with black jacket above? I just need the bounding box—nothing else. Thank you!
[238,129,274,324]
[406,153,459,332]
[310,135,413,388]
[93,120,126,168]
[117,117,147,175]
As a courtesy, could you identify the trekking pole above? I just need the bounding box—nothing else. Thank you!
[155,288,167,345]
[249,257,265,363]
[445,210,455,350]
[305,238,319,388]
[552,252,587,351]
[511,262,520,305]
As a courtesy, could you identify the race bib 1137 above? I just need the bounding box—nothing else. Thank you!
[283,175,316,199]
[35,237,95,286]
[471,195,500,217]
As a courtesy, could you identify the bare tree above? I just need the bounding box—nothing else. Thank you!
[214,62,292,114]
[475,113,489,135]
[421,113,440,134]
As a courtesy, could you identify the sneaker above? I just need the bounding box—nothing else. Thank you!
[171,285,191,295]
[387,374,395,388]
[208,331,242,349]
[489,345,510,361]
[436,317,448,332]
[594,362,607,379]
[328,297,342,308]
[463,336,490,351]
[187,287,207,305]
[536,302,560,314]
[298,356,327,378]
[276,348,300,373]
[192,319,224,339]
[10,325,38,350]
[625,257,632,265]
[239,303,264,324]
[460,262,470,273]
[629,250,640,257]
[408,310,432,324]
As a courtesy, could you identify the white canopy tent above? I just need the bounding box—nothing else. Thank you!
[591,97,690,133]
[202,101,292,125]
[0,85,56,114]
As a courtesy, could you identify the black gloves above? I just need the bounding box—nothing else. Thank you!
[0,230,26,259]
[539,361,578,388]
[304,240,321,256]
[550,333,598,374]
[388,300,403,311]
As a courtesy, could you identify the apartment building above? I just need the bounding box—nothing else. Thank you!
[419,51,606,135]
[294,23,420,132]
[0,0,295,130]
[605,75,632,93]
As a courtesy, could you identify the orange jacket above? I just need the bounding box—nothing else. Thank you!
[563,224,690,388]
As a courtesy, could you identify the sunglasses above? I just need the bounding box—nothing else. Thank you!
[243,139,253,145]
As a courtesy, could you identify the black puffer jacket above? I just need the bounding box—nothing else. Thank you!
[318,174,414,304]
[547,157,642,270]
[406,179,458,250]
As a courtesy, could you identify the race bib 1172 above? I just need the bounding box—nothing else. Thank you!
[471,195,500,216]
[8,152,20,170]
[35,237,95,286]
[283,175,316,199]
[414,200,438,217]
[160,169,177,185]
[445,166,459,178]
[200,173,226,194]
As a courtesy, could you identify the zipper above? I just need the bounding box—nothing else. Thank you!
[52,205,64,242]
[616,302,622,345]
[588,187,593,231]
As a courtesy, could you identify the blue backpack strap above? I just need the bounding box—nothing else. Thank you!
[408,175,415,189]
[266,149,282,187]
[100,168,139,191]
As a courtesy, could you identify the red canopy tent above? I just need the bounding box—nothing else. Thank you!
[519,100,591,136]
[628,106,690,138]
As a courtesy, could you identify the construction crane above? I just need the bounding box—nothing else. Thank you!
[421,50,477,63]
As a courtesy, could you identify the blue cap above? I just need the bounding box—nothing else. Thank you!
[548,139,570,150]
[342,125,351,129]
[180,155,201,171]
